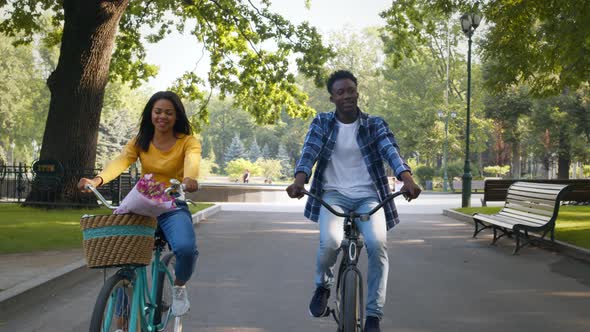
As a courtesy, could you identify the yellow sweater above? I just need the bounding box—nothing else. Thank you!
[98,134,201,186]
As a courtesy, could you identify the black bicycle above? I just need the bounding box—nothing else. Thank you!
[301,190,407,332]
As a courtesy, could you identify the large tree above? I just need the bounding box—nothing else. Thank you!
[0,0,331,204]
[380,0,590,179]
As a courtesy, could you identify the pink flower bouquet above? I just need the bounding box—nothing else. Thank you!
[114,174,177,217]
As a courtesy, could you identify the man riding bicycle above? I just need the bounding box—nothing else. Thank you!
[286,70,421,332]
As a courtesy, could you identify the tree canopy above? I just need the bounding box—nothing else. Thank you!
[0,0,332,125]
[380,0,590,95]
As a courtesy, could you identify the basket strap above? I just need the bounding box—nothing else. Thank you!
[82,225,155,240]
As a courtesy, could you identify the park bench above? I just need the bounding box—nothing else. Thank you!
[481,179,590,206]
[472,181,572,254]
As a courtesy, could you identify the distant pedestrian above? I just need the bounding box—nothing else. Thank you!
[242,169,250,183]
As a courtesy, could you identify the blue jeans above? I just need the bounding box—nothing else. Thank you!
[157,202,199,283]
[316,190,389,319]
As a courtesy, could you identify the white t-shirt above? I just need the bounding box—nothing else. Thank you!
[323,118,377,198]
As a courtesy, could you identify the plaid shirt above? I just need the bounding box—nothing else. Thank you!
[294,110,411,230]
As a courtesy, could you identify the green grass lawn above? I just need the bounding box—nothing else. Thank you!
[0,203,213,254]
[455,205,590,250]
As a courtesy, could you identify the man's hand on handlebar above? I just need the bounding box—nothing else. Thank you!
[77,177,102,193]
[286,172,307,199]
[400,171,421,201]
[286,182,306,199]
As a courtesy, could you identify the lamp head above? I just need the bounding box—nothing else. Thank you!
[460,14,472,35]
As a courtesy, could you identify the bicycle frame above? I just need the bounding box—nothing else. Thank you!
[132,245,174,331]
[100,240,174,332]
[333,213,365,327]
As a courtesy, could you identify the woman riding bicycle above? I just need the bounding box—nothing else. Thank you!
[78,90,201,317]
[286,70,421,332]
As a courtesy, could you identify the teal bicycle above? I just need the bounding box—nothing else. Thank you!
[84,180,188,332]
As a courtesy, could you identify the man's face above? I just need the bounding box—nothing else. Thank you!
[330,78,358,118]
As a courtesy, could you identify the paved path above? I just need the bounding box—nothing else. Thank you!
[1,201,589,331]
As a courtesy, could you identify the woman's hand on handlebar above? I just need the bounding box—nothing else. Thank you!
[77,177,103,193]
[182,177,199,193]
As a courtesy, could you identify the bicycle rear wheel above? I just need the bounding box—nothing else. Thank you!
[155,253,177,330]
[341,270,362,332]
[90,272,136,332]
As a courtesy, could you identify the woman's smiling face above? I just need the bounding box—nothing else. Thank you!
[151,99,177,134]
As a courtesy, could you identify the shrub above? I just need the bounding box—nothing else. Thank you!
[225,159,261,181]
[483,165,510,177]
[415,165,435,187]
[255,158,283,182]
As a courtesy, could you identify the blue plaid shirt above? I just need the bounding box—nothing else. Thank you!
[294,110,411,230]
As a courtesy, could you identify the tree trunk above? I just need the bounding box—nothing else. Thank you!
[26,0,130,206]
[557,127,571,180]
[511,141,521,179]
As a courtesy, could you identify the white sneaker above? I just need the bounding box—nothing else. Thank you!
[172,285,190,316]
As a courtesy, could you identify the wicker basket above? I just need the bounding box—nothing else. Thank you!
[80,213,157,268]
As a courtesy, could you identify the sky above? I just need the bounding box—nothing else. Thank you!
[144,0,392,91]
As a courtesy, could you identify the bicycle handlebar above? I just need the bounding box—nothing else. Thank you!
[84,184,117,210]
[301,190,408,221]
[84,178,193,210]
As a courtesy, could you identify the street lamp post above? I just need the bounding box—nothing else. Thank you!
[460,12,481,207]
[438,111,457,192]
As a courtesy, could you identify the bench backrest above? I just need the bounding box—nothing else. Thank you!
[502,182,571,227]
[484,179,590,203]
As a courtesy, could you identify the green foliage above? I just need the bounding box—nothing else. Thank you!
[380,0,590,96]
[0,145,6,165]
[224,133,246,165]
[247,138,262,162]
[0,34,49,162]
[199,157,218,179]
[0,0,333,172]
[225,158,261,181]
[482,0,590,95]
[255,158,282,181]
[277,143,293,179]
[414,165,436,186]
[406,158,419,172]
[483,165,510,177]
[584,165,590,177]
[96,81,147,167]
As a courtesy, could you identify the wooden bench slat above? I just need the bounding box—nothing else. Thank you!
[474,214,542,229]
[509,186,566,197]
[511,182,569,190]
[499,207,552,221]
[505,202,555,216]
[505,198,557,212]
[498,210,549,226]
[506,194,557,207]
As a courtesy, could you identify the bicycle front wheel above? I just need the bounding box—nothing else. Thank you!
[90,272,136,332]
[341,270,362,332]
[155,253,177,330]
